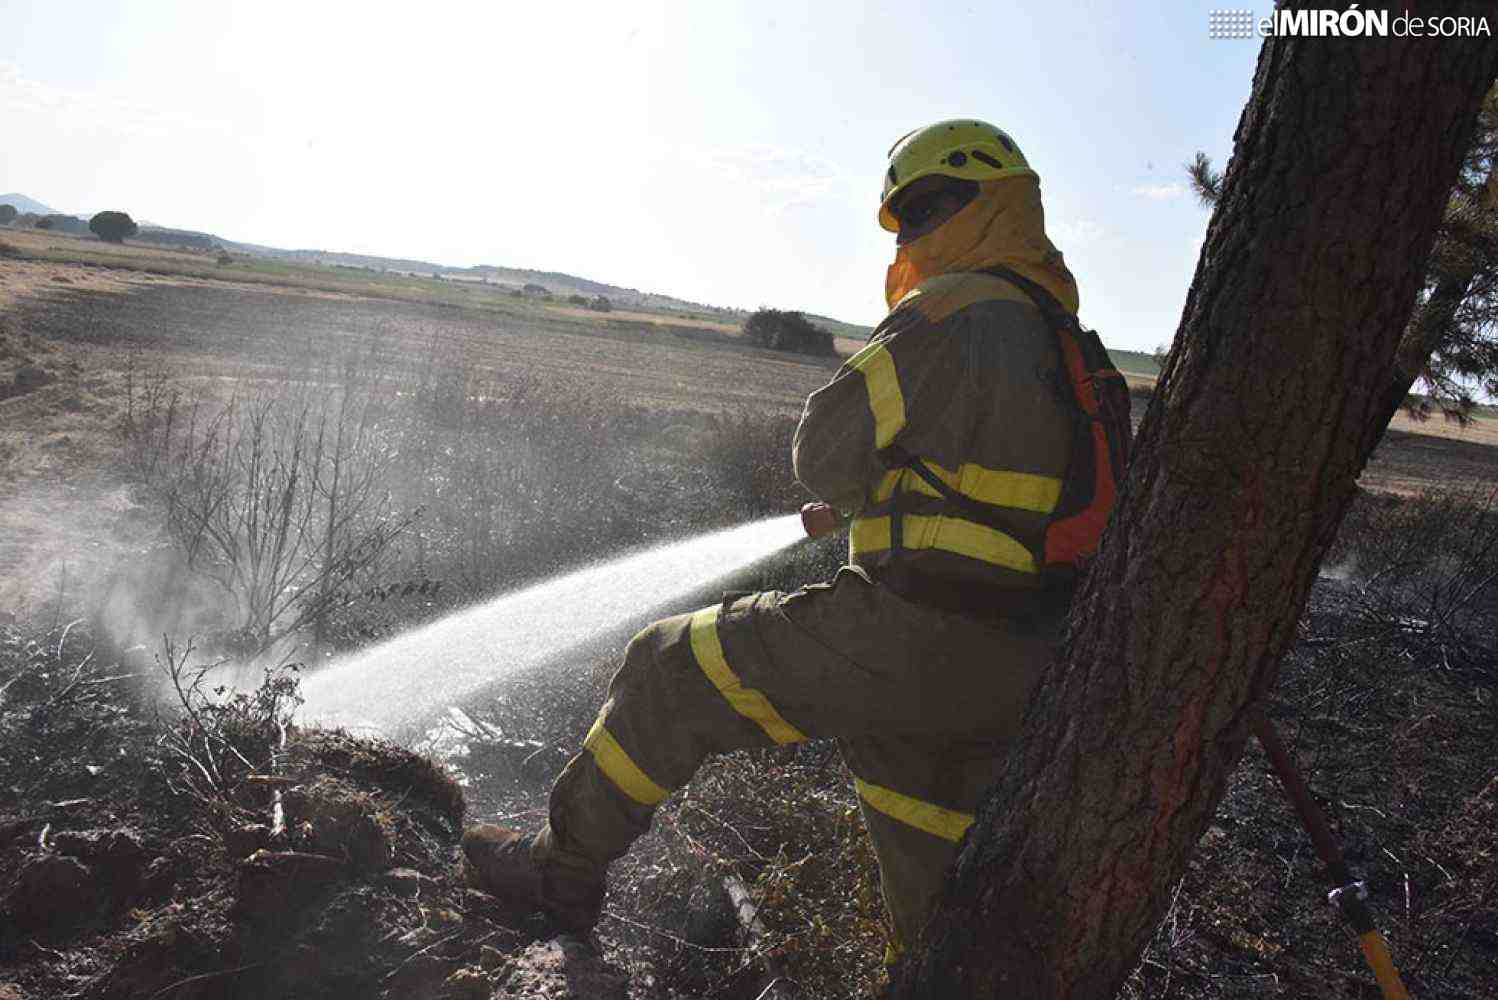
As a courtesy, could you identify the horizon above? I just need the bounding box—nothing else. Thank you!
[3,2,1260,345]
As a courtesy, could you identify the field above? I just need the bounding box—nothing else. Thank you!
[2,234,1496,998]
[0,244,844,621]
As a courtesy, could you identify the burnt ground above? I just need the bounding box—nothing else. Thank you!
[0,628,630,1000]
[1,533,1494,999]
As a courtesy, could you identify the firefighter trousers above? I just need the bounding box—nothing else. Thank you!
[541,565,1062,951]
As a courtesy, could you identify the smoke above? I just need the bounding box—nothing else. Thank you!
[1316,555,1361,584]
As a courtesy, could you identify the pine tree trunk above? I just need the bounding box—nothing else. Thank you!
[894,13,1498,999]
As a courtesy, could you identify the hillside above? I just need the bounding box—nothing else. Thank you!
[4,192,885,339]
[0,193,59,216]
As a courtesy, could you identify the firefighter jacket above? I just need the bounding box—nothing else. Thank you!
[793,175,1084,591]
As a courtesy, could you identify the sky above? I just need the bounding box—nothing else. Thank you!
[0,1,1262,350]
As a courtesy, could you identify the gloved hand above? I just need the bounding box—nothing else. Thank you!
[800,502,844,538]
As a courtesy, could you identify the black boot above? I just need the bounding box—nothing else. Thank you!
[461,824,605,934]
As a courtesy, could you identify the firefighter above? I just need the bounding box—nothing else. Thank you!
[463,119,1091,960]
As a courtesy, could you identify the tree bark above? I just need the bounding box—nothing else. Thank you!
[895,10,1498,999]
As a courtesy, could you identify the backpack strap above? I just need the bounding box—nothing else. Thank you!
[978,263,1073,326]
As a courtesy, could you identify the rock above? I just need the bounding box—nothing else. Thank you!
[224,822,271,859]
[13,365,52,390]
[0,982,26,999]
[50,828,147,897]
[235,850,345,919]
[442,966,493,1000]
[494,938,627,1000]
[11,854,94,930]
[52,827,146,861]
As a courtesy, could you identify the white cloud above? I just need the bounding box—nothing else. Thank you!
[1052,218,1108,245]
[684,144,857,214]
[0,60,230,141]
[1130,182,1188,201]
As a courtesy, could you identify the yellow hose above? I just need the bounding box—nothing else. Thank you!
[1358,930,1413,1000]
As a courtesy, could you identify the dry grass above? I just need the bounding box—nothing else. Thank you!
[544,303,741,332]
[1387,407,1498,446]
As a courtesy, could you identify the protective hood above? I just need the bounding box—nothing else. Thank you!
[884,175,1080,314]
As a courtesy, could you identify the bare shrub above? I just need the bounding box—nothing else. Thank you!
[153,634,301,831]
[608,743,887,999]
[154,397,411,655]
[696,411,803,520]
[121,324,823,652]
[1323,484,1498,673]
[376,337,654,595]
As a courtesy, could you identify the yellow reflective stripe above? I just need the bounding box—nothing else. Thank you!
[873,461,1061,513]
[583,717,668,806]
[855,778,974,843]
[850,514,1038,574]
[689,606,807,745]
[958,465,1061,512]
[847,342,905,447]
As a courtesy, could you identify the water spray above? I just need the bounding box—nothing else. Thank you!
[299,513,811,731]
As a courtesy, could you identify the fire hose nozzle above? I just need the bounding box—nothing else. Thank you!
[800,502,844,538]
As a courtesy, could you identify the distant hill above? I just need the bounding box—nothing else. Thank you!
[4,193,875,334]
[1108,348,1161,377]
[206,244,760,319]
[0,193,60,216]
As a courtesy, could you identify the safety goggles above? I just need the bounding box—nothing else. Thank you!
[891,189,950,232]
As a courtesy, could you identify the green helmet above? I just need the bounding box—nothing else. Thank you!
[879,119,1037,232]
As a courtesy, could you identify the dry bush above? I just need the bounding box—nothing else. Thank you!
[153,634,302,832]
[696,411,804,520]
[378,341,650,595]
[131,391,411,656]
[1321,484,1498,674]
[119,326,825,656]
[606,743,887,1000]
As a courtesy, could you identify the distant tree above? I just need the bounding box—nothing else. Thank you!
[743,307,836,356]
[89,210,139,244]
[522,282,551,298]
[567,293,589,306]
[0,204,16,225]
[39,214,87,235]
[588,295,612,313]
[1188,84,1498,422]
